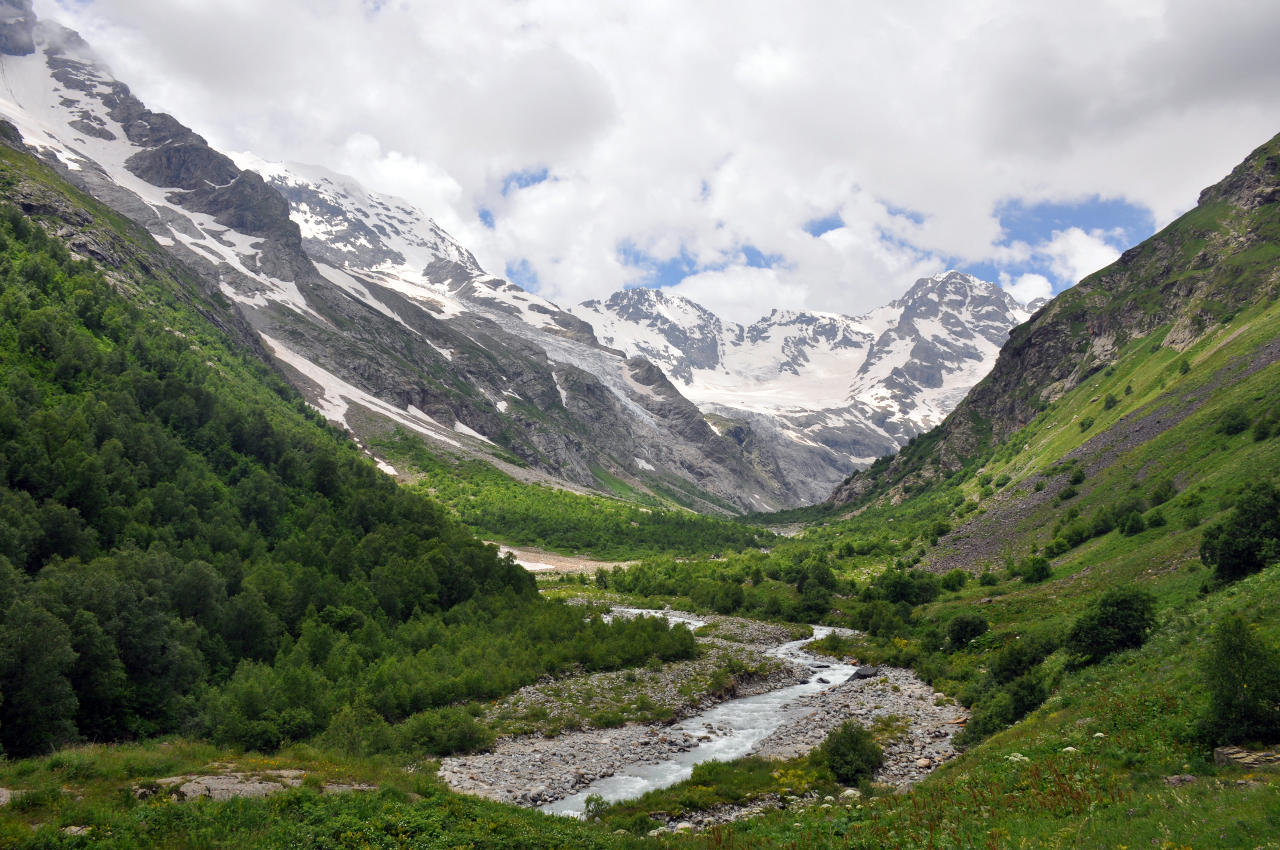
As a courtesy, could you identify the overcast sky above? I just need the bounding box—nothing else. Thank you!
[40,0,1280,322]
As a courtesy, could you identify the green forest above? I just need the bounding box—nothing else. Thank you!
[0,194,695,762]
[375,429,776,559]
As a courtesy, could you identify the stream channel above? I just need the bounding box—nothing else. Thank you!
[540,607,860,818]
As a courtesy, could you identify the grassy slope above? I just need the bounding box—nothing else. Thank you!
[628,263,1280,847]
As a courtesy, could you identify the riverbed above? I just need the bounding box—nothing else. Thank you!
[437,608,967,816]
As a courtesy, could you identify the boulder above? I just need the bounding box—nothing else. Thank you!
[1213,746,1280,769]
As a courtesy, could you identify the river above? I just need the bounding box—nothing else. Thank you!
[541,609,861,817]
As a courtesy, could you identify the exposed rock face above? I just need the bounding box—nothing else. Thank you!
[0,9,799,512]
[576,274,1031,502]
[831,132,1280,508]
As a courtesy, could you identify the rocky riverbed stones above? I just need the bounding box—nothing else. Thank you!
[440,608,968,810]
[751,665,966,788]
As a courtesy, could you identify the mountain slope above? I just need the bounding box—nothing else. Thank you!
[832,131,1280,508]
[0,2,797,513]
[574,272,1030,499]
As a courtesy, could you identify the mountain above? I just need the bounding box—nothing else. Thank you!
[0,1,804,513]
[831,130,1280,509]
[574,273,1031,500]
[0,0,1028,511]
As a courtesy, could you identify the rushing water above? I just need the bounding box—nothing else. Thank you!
[541,609,860,817]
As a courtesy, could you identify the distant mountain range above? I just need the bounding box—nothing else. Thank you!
[0,0,1033,510]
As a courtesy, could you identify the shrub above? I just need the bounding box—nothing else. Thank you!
[1078,417,1095,433]
[990,634,1055,684]
[947,612,988,648]
[1149,479,1177,506]
[1218,407,1251,436]
[940,569,968,592]
[1103,393,1118,411]
[978,571,999,587]
[1118,511,1147,536]
[1064,587,1157,667]
[1020,556,1052,584]
[1058,485,1078,501]
[396,706,494,756]
[1200,614,1280,745]
[1199,481,1280,581]
[818,720,883,783]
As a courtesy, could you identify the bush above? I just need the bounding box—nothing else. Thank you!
[1150,479,1177,506]
[1199,481,1280,581]
[947,612,988,648]
[1218,407,1250,435]
[818,720,883,783]
[1200,614,1280,745]
[1078,417,1095,433]
[1064,587,1156,667]
[396,706,494,756]
[1103,393,1118,411]
[990,634,1056,684]
[1020,556,1052,584]
[940,569,968,592]
[978,570,999,586]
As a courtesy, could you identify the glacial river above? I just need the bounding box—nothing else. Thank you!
[541,608,860,817]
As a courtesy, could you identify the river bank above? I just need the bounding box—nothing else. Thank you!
[437,608,968,813]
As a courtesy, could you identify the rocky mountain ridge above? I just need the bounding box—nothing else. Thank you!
[0,0,1031,510]
[0,0,807,512]
[575,272,1031,484]
[831,130,1280,508]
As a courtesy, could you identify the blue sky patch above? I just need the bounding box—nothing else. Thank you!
[501,167,550,197]
[505,258,539,289]
[995,196,1154,247]
[618,241,726,289]
[884,203,926,225]
[478,207,495,229]
[804,212,844,237]
[741,244,784,269]
[960,196,1156,294]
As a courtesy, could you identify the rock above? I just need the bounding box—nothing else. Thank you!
[816,677,829,684]
[0,788,11,806]
[61,826,90,836]
[1164,774,1196,787]
[674,821,694,832]
[1213,746,1280,769]
[1062,746,1078,753]
[852,666,880,679]
[915,758,932,768]
[321,783,378,795]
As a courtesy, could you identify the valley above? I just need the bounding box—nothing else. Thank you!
[0,1,1278,848]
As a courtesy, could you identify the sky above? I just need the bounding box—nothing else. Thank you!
[39,0,1280,323]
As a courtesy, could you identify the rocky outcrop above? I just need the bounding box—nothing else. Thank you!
[1213,746,1280,769]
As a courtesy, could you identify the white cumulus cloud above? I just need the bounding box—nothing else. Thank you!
[37,0,1280,319]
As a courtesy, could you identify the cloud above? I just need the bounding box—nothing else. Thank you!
[1041,227,1124,286]
[1000,273,1054,306]
[37,0,1280,319]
